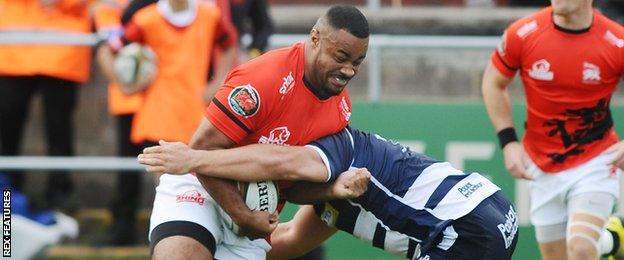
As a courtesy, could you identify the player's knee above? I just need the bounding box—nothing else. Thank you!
[152,236,213,260]
[567,236,598,259]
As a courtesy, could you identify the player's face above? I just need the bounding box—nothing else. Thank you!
[313,29,368,97]
[550,0,588,15]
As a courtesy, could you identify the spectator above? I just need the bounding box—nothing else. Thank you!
[229,0,274,61]
[0,0,92,210]
[94,0,145,245]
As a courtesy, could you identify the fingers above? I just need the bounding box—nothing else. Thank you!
[145,165,165,174]
[137,154,163,166]
[142,145,162,154]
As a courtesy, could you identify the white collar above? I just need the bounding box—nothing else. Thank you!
[157,0,198,28]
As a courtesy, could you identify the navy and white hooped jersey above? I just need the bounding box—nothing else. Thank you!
[307,126,501,259]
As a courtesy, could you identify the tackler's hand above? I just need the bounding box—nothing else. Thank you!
[332,168,371,199]
[137,140,197,174]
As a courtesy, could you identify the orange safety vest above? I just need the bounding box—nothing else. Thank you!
[0,0,92,83]
[127,2,223,144]
[94,0,143,115]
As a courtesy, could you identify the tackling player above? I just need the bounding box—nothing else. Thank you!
[481,0,624,259]
[147,5,369,260]
[139,126,519,259]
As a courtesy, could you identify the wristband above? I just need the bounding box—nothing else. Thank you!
[497,127,518,149]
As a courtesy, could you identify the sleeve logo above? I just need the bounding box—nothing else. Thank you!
[228,84,261,117]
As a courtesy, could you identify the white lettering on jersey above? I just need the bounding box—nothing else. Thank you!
[516,20,537,39]
[279,71,295,95]
[259,126,291,145]
[340,96,351,121]
[497,31,507,56]
[582,62,601,84]
[528,59,554,81]
[604,30,624,48]
[497,206,518,249]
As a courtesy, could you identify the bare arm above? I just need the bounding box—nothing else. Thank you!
[139,141,330,182]
[188,118,275,239]
[282,168,370,205]
[96,44,119,83]
[481,61,532,180]
[268,205,337,260]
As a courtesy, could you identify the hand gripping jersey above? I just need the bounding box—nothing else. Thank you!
[309,126,500,258]
[206,42,352,210]
[491,7,624,172]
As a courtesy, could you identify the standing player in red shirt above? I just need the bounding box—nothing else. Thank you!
[148,5,369,259]
[482,0,624,259]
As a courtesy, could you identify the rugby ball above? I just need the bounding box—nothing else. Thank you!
[219,180,280,235]
[113,43,157,94]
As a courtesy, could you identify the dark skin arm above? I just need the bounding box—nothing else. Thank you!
[188,118,277,239]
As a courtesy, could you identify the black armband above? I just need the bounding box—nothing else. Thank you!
[497,127,518,149]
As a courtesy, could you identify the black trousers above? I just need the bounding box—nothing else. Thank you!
[110,114,144,223]
[0,75,77,208]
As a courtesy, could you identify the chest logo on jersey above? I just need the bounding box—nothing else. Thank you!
[259,126,291,145]
[228,84,260,117]
[340,96,351,121]
[582,62,601,84]
[528,59,554,81]
[279,72,295,95]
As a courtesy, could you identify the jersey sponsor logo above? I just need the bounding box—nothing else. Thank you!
[176,190,205,205]
[604,30,624,48]
[320,203,339,227]
[417,255,430,260]
[457,182,483,198]
[497,205,518,249]
[340,96,351,121]
[279,71,295,95]
[497,31,507,56]
[528,59,554,81]
[228,84,260,117]
[582,62,601,84]
[516,20,537,39]
[259,126,291,145]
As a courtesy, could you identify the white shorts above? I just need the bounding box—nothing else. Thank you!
[529,149,621,227]
[149,174,271,259]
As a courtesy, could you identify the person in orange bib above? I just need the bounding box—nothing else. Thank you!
[482,0,624,259]
[94,0,145,245]
[0,0,92,210]
[148,5,369,259]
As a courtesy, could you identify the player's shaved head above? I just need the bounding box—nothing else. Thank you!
[313,5,369,39]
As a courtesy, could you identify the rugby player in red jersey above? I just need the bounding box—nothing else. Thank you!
[482,0,624,259]
[148,5,370,260]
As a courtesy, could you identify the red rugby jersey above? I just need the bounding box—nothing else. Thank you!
[491,7,624,173]
[206,42,352,209]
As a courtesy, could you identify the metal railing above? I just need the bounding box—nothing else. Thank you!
[0,31,499,102]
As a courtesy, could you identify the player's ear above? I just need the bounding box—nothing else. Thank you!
[310,28,320,47]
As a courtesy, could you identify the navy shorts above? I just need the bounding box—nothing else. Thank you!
[421,191,519,260]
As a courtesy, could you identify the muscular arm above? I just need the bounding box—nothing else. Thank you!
[140,141,329,182]
[268,205,337,259]
[187,118,265,237]
[482,61,532,180]
[481,61,515,132]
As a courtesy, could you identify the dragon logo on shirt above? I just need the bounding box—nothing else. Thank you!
[259,126,291,145]
[543,98,612,163]
[228,84,260,117]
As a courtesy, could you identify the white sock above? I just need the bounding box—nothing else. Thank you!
[600,229,615,255]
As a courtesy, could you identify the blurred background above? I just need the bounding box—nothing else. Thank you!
[1,0,624,259]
